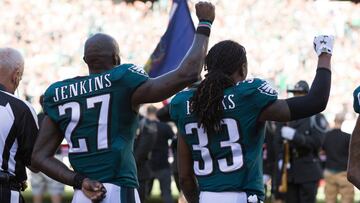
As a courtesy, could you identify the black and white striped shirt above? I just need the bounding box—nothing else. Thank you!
[0,84,38,182]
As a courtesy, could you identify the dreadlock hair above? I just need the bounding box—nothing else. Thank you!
[190,40,247,133]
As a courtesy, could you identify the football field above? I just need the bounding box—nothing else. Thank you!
[22,180,360,203]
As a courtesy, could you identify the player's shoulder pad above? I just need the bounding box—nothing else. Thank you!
[353,86,360,113]
[311,114,329,133]
[170,89,193,106]
[240,78,278,96]
[169,90,194,119]
[43,80,64,104]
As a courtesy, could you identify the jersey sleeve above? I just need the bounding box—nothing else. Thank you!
[251,78,278,111]
[120,64,149,94]
[169,95,181,122]
[42,85,60,123]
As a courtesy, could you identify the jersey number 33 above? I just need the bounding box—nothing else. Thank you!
[185,118,243,176]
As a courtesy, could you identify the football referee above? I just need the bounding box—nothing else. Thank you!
[0,48,39,203]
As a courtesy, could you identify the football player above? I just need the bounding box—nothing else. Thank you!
[347,86,360,189]
[31,2,215,203]
[170,36,334,203]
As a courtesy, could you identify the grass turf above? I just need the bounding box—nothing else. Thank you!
[21,180,359,203]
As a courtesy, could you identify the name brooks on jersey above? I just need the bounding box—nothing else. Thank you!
[52,74,112,102]
[186,94,236,115]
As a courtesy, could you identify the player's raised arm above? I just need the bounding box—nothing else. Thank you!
[347,87,360,189]
[131,2,215,108]
[259,35,333,122]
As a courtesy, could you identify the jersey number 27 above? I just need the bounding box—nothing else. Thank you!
[58,94,110,153]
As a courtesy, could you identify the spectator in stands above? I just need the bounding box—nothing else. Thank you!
[323,113,354,203]
[0,0,359,120]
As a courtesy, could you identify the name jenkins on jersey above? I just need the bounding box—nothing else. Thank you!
[43,64,149,188]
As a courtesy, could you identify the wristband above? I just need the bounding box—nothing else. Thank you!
[73,173,87,190]
[196,20,212,37]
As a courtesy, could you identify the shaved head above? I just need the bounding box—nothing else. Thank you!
[0,48,24,72]
[0,48,24,93]
[83,33,120,72]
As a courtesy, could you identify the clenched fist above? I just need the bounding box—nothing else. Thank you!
[313,35,334,56]
[195,1,215,23]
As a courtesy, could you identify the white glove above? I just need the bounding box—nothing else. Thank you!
[248,195,259,203]
[281,126,296,140]
[278,159,283,170]
[263,174,271,184]
[313,35,334,56]
[278,159,291,170]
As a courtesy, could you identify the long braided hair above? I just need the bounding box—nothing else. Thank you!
[190,40,247,133]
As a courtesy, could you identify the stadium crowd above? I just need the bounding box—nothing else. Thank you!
[0,0,360,120]
[0,0,360,202]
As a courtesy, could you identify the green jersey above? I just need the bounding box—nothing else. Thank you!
[170,78,278,200]
[43,64,149,188]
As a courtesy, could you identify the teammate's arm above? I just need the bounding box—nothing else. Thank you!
[31,116,106,201]
[259,36,333,122]
[131,2,215,109]
[178,134,199,203]
[347,116,360,189]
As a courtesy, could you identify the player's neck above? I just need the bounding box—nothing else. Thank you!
[231,75,246,84]
[230,69,246,84]
[88,64,116,74]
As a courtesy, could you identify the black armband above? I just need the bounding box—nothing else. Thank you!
[286,68,331,120]
[196,20,212,37]
[73,173,87,190]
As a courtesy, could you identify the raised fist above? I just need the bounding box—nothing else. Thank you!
[313,35,334,56]
[353,86,360,113]
[195,1,215,23]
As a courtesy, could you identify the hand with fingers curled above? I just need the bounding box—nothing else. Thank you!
[81,178,107,203]
[195,1,215,23]
[313,35,334,56]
